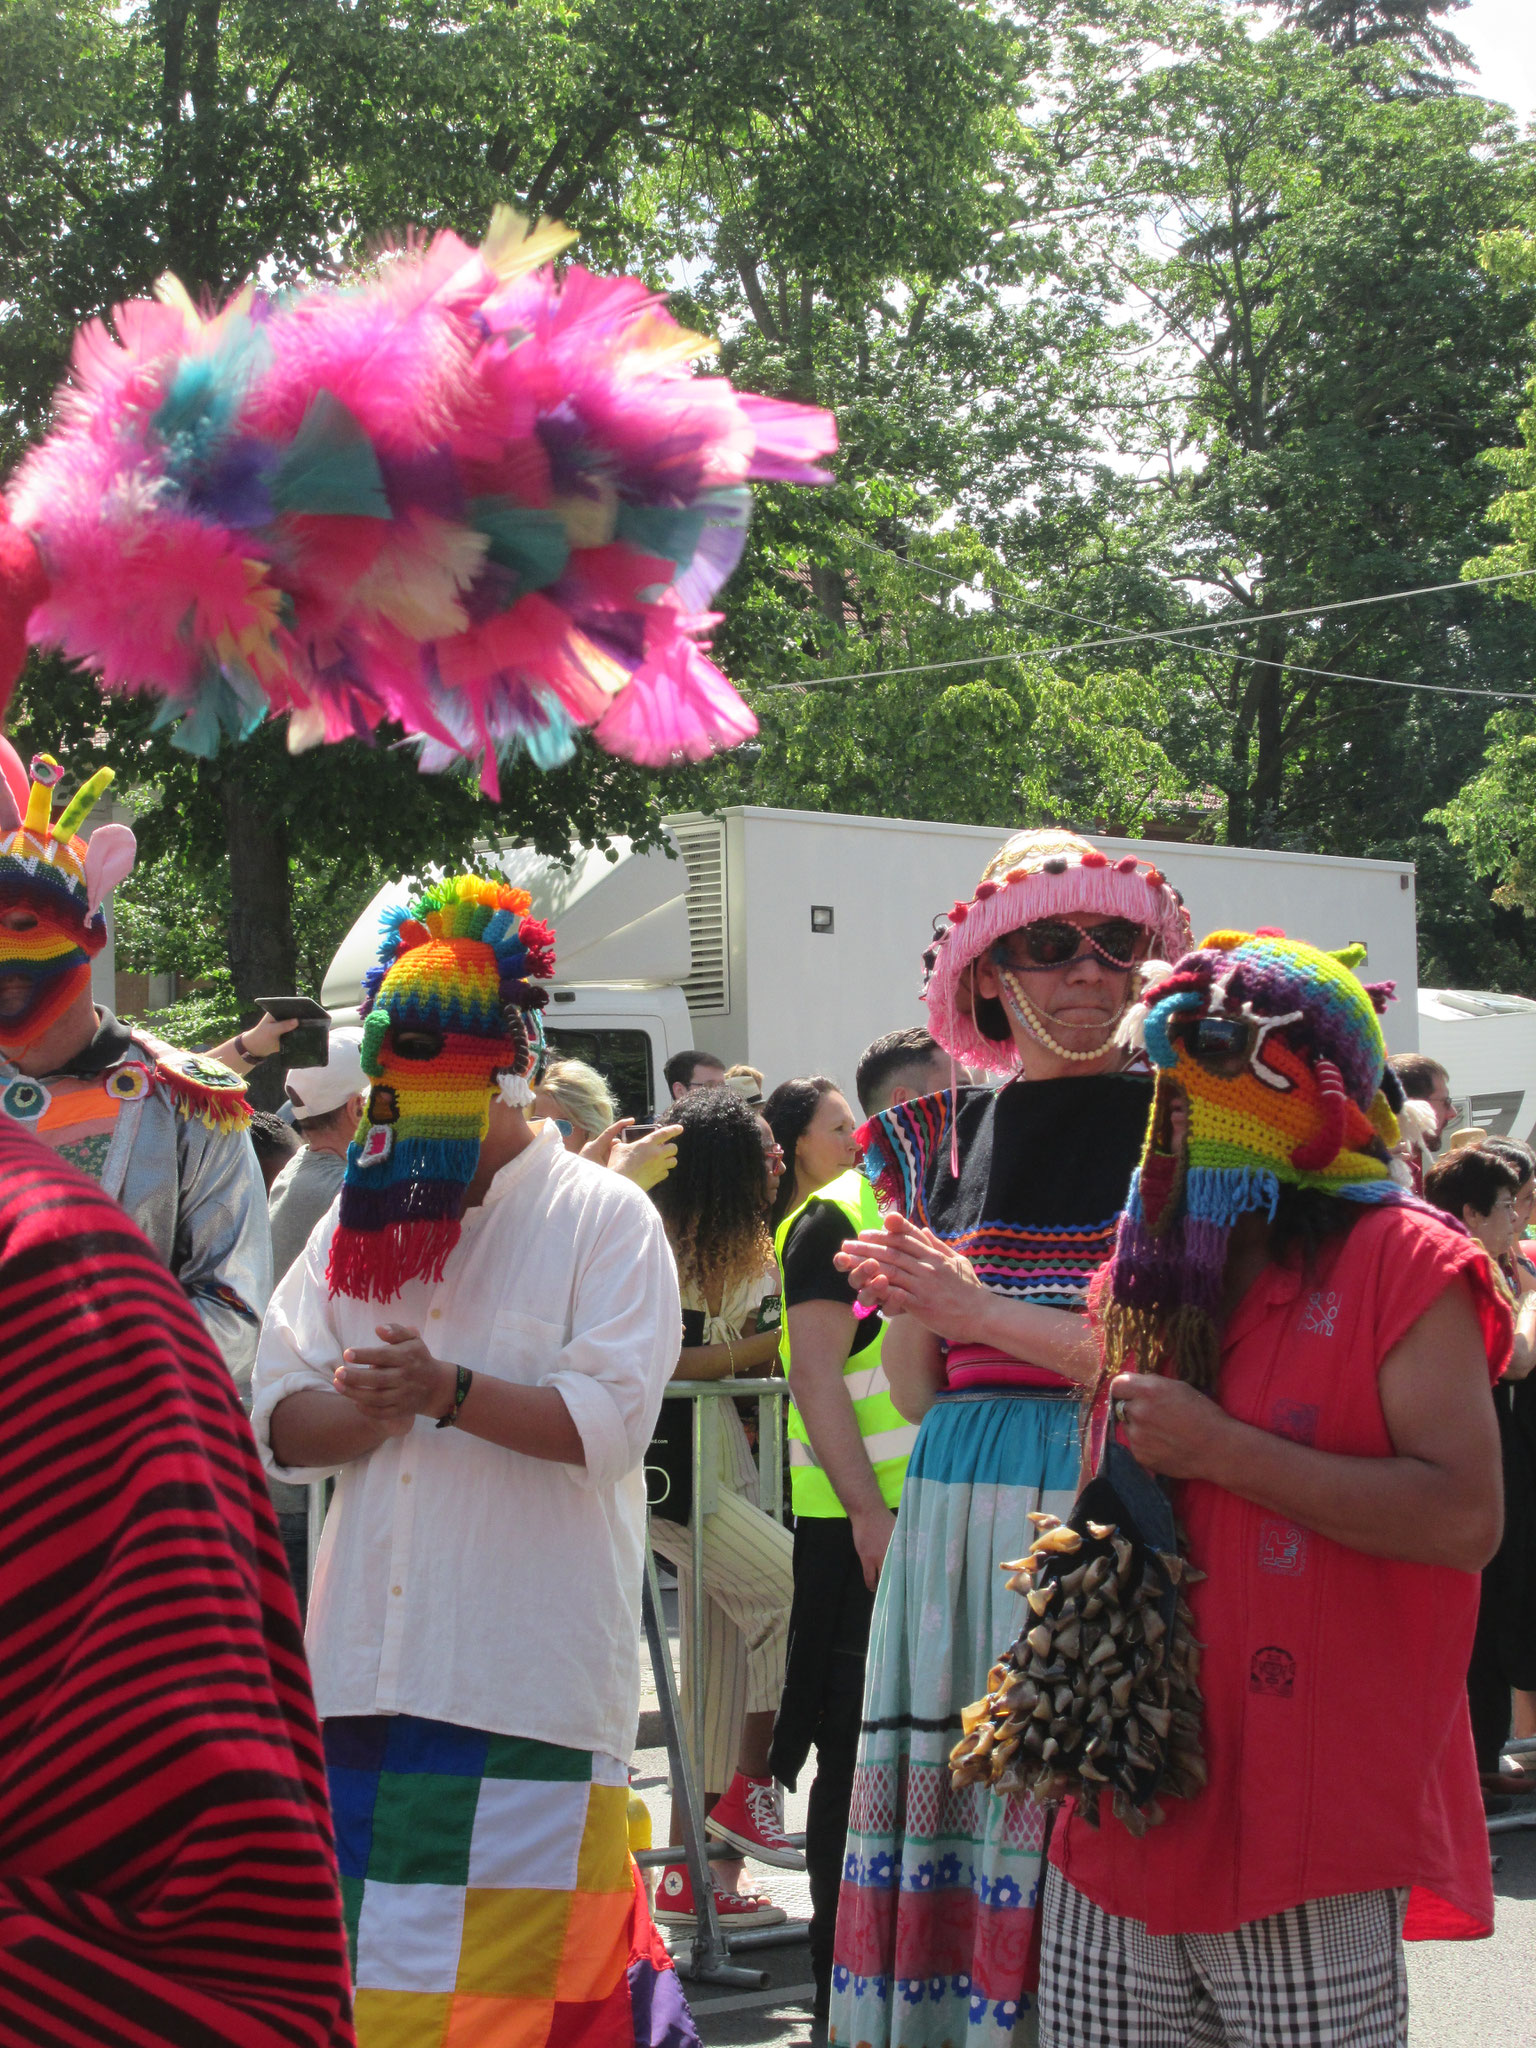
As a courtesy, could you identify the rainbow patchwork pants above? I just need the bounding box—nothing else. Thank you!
[325,1715,697,2048]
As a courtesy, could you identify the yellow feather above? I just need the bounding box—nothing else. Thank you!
[351,515,489,640]
[481,208,579,282]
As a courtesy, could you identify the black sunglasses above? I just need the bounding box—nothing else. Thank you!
[1170,1013,1256,1077]
[993,916,1152,972]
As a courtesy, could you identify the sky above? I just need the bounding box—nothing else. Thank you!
[1456,0,1536,128]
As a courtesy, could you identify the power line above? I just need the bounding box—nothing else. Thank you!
[769,555,1536,698]
[842,537,1536,703]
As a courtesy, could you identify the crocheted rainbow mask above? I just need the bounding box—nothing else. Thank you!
[327,874,555,1303]
[0,746,135,1053]
[1100,929,1408,1388]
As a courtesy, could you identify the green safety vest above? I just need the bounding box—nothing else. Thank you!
[774,1169,916,1517]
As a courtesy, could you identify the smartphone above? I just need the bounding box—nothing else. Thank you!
[625,1122,657,1140]
[255,995,332,1070]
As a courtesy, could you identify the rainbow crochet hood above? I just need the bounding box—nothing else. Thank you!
[326,873,555,1302]
[1100,927,1412,1387]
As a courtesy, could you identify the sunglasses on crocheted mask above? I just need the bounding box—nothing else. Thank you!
[991,916,1152,973]
[1169,1012,1256,1077]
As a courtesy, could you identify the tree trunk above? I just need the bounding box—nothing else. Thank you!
[1247,620,1288,843]
[217,762,297,1109]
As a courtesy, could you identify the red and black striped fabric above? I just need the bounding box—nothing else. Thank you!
[0,1120,353,2048]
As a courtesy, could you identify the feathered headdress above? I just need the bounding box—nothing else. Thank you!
[1099,928,1412,1388]
[326,874,556,1302]
[0,212,836,795]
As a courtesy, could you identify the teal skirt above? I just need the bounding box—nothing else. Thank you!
[829,1389,1083,2048]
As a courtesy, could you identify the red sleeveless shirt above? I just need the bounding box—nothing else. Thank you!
[1054,1203,1510,1940]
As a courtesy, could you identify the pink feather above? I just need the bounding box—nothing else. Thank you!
[594,635,759,767]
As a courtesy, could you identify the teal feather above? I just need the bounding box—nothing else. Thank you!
[152,316,269,483]
[614,502,706,568]
[271,390,390,518]
[469,500,570,591]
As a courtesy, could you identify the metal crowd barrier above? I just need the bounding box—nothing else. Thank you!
[640,1376,806,1983]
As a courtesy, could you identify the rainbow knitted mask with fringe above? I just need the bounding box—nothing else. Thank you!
[326,874,555,1303]
[1100,928,1411,1388]
[0,748,136,1052]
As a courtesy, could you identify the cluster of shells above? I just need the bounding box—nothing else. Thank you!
[948,1510,1207,1837]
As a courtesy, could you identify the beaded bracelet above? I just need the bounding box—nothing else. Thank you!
[435,1363,474,1428]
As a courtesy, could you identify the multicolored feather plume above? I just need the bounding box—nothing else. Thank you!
[0,213,836,793]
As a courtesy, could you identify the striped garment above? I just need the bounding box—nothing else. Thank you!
[859,1081,1153,1314]
[0,1119,353,2048]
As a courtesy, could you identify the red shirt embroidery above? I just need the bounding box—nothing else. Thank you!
[1055,1203,1511,1939]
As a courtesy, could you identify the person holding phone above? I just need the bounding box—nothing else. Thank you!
[0,740,270,1397]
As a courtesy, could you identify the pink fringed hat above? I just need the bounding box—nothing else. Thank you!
[923,830,1194,1074]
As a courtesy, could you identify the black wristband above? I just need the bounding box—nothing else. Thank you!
[435,1363,474,1429]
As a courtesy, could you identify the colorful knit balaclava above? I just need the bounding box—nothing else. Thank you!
[0,745,135,1054]
[326,875,555,1303]
[1101,928,1409,1388]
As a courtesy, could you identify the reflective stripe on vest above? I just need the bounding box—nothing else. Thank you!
[774,1170,916,1516]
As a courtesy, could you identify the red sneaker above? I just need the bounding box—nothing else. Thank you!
[653,1862,787,1928]
[706,1772,806,1870]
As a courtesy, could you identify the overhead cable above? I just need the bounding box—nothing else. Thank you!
[767,555,1536,698]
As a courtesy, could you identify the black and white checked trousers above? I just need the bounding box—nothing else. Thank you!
[1039,1863,1410,2047]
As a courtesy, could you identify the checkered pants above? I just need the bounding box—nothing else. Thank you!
[1039,1865,1409,2048]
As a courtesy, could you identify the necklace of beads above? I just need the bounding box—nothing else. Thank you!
[1000,970,1126,1065]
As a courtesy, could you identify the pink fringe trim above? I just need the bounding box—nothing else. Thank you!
[925,861,1193,1074]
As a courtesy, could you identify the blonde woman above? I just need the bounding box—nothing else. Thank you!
[534,1057,680,1190]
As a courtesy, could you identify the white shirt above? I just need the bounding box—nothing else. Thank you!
[251,1124,681,1760]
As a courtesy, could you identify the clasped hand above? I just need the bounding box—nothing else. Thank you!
[336,1323,457,1436]
[833,1213,988,1340]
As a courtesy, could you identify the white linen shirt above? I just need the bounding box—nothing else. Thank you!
[251,1123,681,1760]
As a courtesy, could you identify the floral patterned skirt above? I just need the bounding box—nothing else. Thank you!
[829,1389,1082,2048]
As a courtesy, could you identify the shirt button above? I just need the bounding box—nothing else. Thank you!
[391,1584,403,1597]
[430,1308,443,1320]
[401,1472,413,1485]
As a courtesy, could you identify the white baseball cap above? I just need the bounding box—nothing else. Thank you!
[283,1027,366,1120]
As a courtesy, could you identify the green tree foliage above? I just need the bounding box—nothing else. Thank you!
[2,0,1031,1086]
[1430,224,1536,944]
[8,0,1536,1014]
[1240,0,1473,80]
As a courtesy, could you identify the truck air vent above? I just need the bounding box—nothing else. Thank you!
[670,816,729,1015]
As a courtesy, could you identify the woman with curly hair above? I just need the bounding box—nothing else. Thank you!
[649,1087,801,1931]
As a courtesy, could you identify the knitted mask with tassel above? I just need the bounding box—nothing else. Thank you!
[0,745,136,1055]
[327,874,555,1303]
[1100,928,1411,1389]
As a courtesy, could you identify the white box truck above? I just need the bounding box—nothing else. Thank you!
[323,805,1420,1121]
[1418,987,1536,1146]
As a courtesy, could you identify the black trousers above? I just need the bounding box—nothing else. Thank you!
[768,1517,875,2012]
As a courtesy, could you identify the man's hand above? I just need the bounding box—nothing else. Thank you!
[336,1322,457,1432]
[850,1502,896,1591]
[1110,1371,1232,1480]
[241,1011,300,1060]
[834,1213,988,1341]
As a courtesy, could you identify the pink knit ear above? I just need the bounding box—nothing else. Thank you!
[83,822,136,912]
[0,735,26,830]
